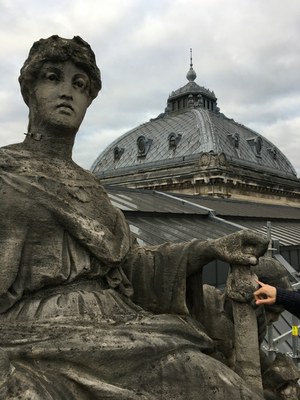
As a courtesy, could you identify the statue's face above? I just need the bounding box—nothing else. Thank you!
[29,61,92,132]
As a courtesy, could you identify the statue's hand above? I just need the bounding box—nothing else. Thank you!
[215,229,269,266]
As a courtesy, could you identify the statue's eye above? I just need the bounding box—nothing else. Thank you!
[45,72,59,81]
[73,77,88,90]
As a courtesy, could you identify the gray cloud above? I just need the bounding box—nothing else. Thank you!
[0,0,300,175]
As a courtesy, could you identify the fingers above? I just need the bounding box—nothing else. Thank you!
[255,279,266,287]
[254,291,269,304]
[255,297,272,305]
[253,280,267,296]
[253,281,277,305]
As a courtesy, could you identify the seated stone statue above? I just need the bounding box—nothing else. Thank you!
[0,35,271,400]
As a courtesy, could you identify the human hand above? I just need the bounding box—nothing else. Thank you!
[253,280,277,305]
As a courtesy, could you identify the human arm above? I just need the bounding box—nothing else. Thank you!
[276,287,300,319]
[254,280,300,319]
[276,288,300,319]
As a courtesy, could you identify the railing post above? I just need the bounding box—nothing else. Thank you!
[290,315,300,366]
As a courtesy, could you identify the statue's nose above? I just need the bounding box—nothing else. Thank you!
[59,81,73,99]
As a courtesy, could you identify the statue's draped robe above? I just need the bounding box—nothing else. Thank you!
[0,144,262,400]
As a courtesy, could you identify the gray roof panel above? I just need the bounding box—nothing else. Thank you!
[106,186,209,215]
[105,186,300,247]
[125,214,239,245]
[229,219,300,246]
[172,193,300,220]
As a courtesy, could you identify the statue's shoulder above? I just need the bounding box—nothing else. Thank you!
[0,143,30,170]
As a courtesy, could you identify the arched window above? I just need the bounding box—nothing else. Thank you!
[137,136,152,157]
[255,137,262,155]
[168,132,182,149]
[113,146,124,161]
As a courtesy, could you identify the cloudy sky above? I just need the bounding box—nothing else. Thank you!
[1,0,300,175]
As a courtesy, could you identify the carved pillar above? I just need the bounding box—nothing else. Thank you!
[227,264,264,397]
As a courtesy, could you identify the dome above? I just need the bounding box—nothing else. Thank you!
[91,108,296,179]
[91,55,300,204]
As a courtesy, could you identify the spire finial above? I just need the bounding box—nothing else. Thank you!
[186,48,196,82]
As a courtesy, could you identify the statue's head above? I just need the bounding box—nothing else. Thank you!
[19,35,102,106]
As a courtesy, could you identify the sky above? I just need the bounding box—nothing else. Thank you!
[0,0,300,175]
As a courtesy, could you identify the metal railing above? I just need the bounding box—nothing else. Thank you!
[264,312,300,365]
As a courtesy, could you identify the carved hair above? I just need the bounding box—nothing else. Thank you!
[19,35,102,105]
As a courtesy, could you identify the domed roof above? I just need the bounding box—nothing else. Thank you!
[92,107,296,178]
[91,57,297,184]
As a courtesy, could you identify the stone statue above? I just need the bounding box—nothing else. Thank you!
[0,35,292,399]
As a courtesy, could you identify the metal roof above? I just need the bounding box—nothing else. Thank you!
[106,186,209,215]
[229,219,300,247]
[125,214,239,246]
[105,186,300,247]
[172,193,300,220]
[169,194,300,246]
[106,186,240,245]
[92,108,297,179]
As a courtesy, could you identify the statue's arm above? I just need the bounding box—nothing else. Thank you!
[122,230,268,315]
[123,239,194,314]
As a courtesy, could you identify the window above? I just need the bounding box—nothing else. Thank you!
[113,146,124,161]
[168,132,182,149]
[137,136,152,157]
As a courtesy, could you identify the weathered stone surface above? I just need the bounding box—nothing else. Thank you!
[0,35,297,399]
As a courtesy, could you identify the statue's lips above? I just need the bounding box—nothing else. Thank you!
[57,103,74,111]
